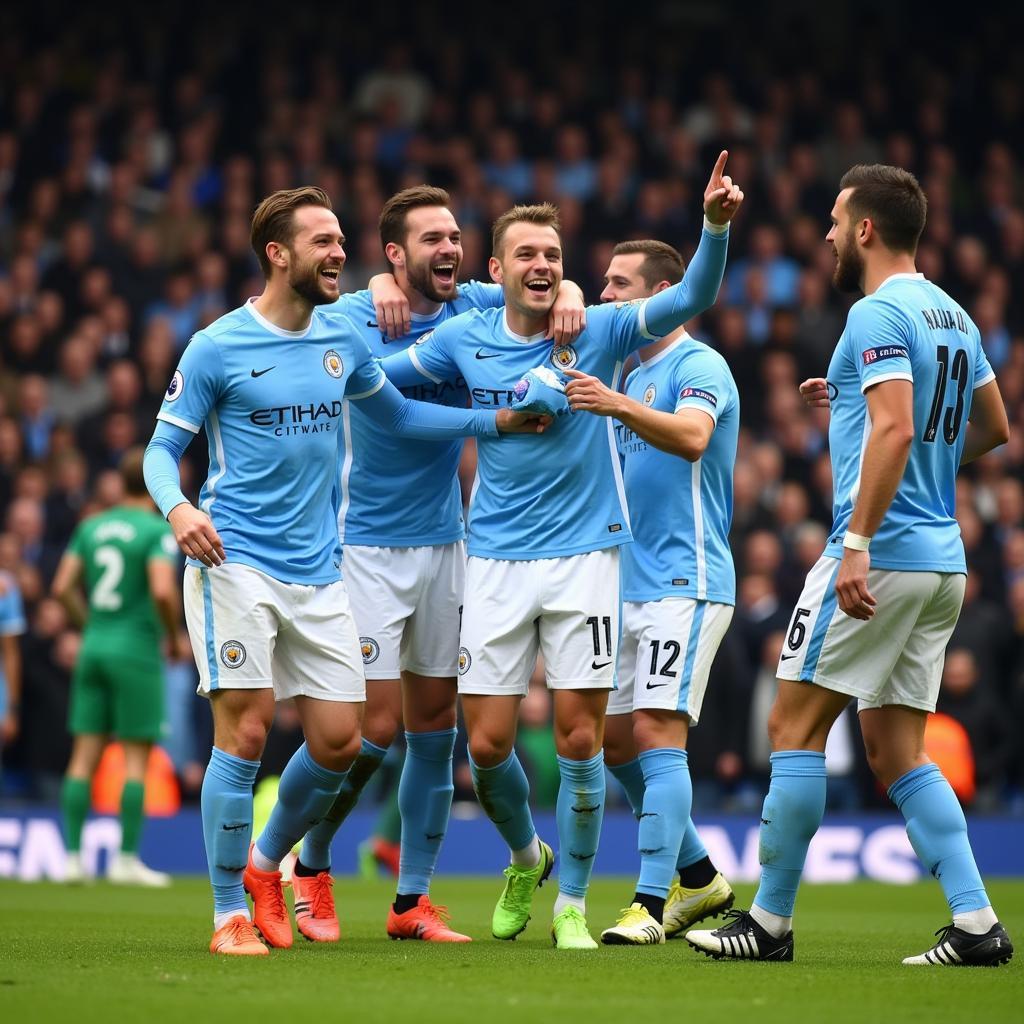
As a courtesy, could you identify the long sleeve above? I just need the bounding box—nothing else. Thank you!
[642,223,729,337]
[144,420,194,518]
[353,376,498,439]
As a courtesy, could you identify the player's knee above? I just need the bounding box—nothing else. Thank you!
[361,709,400,749]
[557,722,601,761]
[230,719,270,762]
[468,733,512,768]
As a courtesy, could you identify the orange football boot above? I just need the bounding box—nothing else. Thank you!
[243,848,293,948]
[292,869,340,942]
[209,915,269,956]
[373,838,401,876]
[386,896,472,942]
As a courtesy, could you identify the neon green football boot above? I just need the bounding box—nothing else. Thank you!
[491,839,554,939]
[551,906,598,950]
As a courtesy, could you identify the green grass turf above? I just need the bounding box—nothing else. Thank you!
[0,877,1021,1023]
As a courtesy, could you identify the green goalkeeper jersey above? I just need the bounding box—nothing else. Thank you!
[68,505,178,643]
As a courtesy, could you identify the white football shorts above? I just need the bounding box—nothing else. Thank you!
[457,548,620,695]
[184,562,365,702]
[777,554,966,712]
[342,541,465,680]
[608,598,733,722]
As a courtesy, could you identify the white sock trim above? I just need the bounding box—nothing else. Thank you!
[954,906,998,934]
[554,892,586,917]
[214,908,252,929]
[251,844,280,873]
[750,903,792,939]
[511,835,541,868]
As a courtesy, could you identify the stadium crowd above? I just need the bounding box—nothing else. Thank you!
[0,5,1022,814]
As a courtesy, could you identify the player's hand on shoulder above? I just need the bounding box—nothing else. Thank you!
[548,281,587,347]
[835,549,876,620]
[167,502,225,567]
[369,273,411,340]
[496,408,553,434]
[564,368,623,417]
[799,377,831,408]
[703,150,744,226]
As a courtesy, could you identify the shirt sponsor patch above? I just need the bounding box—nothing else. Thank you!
[862,345,909,365]
[679,386,717,407]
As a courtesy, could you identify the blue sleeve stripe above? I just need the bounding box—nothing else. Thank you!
[201,569,219,691]
[800,560,842,681]
[675,601,707,711]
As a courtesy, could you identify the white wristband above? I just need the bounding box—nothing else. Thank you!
[843,531,871,552]
[703,216,729,236]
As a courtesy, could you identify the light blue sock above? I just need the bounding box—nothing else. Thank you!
[677,819,709,870]
[201,747,260,918]
[470,749,537,852]
[555,752,606,897]
[301,737,387,870]
[608,757,645,816]
[256,743,348,866]
[397,728,456,895]
[752,750,826,917]
[636,748,692,898]
[888,762,991,913]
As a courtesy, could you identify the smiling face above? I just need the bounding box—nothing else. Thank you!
[489,221,563,321]
[280,204,346,305]
[826,188,865,293]
[394,205,463,303]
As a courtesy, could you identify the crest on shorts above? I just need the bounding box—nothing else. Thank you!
[458,647,472,675]
[323,350,344,378]
[551,345,578,370]
[220,640,246,668]
[642,383,657,406]
[360,637,380,665]
[165,370,184,402]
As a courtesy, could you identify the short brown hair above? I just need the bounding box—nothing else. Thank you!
[378,185,452,255]
[611,239,685,288]
[119,446,148,497]
[839,165,927,253]
[250,186,333,277]
[491,203,561,257]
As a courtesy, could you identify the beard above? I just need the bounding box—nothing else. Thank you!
[406,256,460,303]
[288,257,335,306]
[832,232,864,293]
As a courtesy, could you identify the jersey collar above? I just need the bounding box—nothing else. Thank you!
[639,332,691,368]
[245,297,314,338]
[502,311,547,344]
[875,272,925,293]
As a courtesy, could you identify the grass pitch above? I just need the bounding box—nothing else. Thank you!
[1,877,1021,1023]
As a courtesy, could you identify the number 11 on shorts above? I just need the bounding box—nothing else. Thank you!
[587,615,613,670]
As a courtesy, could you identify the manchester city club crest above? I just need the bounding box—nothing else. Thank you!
[323,349,344,377]
[360,637,380,664]
[551,345,578,370]
[458,647,472,675]
[220,640,246,668]
[643,383,657,406]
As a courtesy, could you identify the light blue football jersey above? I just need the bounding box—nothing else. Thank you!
[0,571,25,719]
[378,224,728,560]
[823,273,995,572]
[617,335,739,604]
[156,299,386,585]
[331,281,503,546]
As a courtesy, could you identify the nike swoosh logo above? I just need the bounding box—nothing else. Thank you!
[367,320,379,328]
[221,822,248,831]
[426,832,445,840]
[591,660,612,670]
[645,681,668,689]
[475,350,501,359]
[779,654,796,661]
[251,366,275,377]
